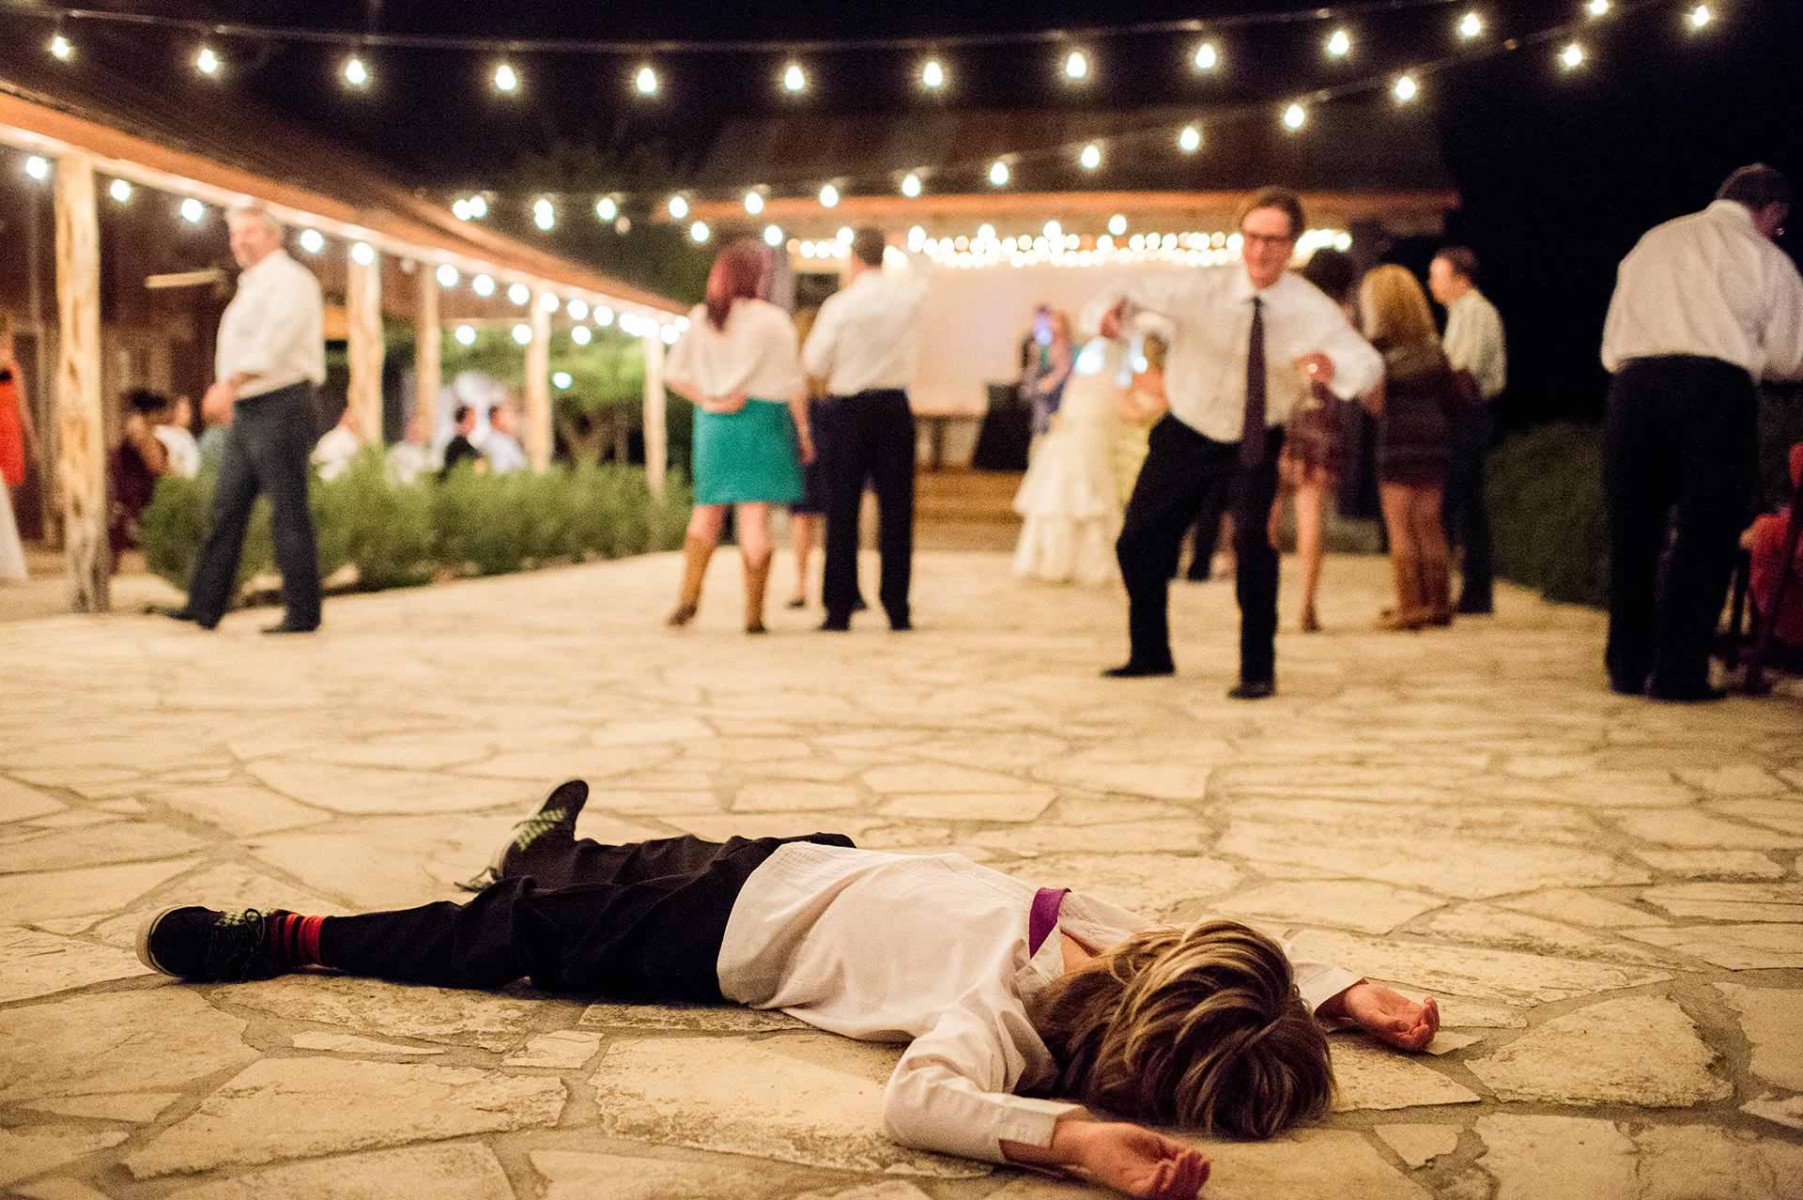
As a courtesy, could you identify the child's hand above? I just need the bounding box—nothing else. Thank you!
[1340,982,1440,1051]
[1066,1121,1211,1200]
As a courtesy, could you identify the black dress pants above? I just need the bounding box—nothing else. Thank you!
[1117,416,1284,681]
[1443,405,1495,611]
[821,389,916,625]
[1604,356,1758,694]
[319,832,855,1000]
[1182,472,1233,581]
[187,383,322,628]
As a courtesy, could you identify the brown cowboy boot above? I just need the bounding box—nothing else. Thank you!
[1423,557,1455,627]
[667,536,715,627]
[1378,557,1427,631]
[743,552,773,634]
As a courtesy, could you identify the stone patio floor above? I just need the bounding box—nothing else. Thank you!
[2,550,1800,1200]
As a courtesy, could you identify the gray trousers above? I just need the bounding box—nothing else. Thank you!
[187,382,321,629]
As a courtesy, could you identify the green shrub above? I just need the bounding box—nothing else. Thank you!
[141,474,273,593]
[331,453,435,589]
[1487,423,1609,608]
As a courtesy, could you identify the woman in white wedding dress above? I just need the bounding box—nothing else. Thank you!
[1011,334,1127,585]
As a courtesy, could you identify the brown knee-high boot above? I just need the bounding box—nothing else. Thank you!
[1423,556,1454,627]
[667,536,715,627]
[743,551,773,634]
[1380,555,1426,631]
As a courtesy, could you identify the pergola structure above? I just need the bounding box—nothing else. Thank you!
[0,66,686,614]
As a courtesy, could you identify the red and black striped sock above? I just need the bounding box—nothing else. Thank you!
[268,912,326,969]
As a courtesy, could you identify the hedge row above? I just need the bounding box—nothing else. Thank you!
[1486,422,1609,608]
[140,453,693,599]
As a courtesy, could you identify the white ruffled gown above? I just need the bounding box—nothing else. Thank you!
[1011,339,1124,585]
[0,484,26,585]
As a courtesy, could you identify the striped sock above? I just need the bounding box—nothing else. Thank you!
[270,912,326,968]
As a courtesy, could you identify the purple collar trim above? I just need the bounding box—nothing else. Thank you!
[1029,887,1071,956]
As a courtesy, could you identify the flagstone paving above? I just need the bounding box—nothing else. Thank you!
[1,550,1800,1199]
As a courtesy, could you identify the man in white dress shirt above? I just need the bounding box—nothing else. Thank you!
[164,204,326,634]
[802,227,929,632]
[482,404,528,475]
[1601,164,1803,702]
[1098,188,1382,698]
[1429,246,1507,615]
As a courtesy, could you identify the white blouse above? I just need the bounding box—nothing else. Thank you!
[715,842,1361,1166]
[666,299,807,403]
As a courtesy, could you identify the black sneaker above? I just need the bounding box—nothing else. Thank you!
[459,779,589,892]
[136,906,290,983]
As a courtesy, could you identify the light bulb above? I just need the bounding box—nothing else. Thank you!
[744,190,765,215]
[571,325,592,346]
[1108,214,1128,236]
[472,274,495,297]
[667,195,689,220]
[978,223,997,241]
[1586,0,1610,16]
[454,325,476,346]
[493,63,520,93]
[49,34,73,62]
[533,198,556,231]
[342,56,370,89]
[1193,41,1219,72]
[819,183,840,208]
[689,221,711,244]
[1282,103,1308,131]
[195,46,221,77]
[634,65,659,96]
[921,59,946,90]
[989,159,1010,187]
[1687,4,1713,29]
[1559,40,1586,69]
[298,229,326,254]
[511,323,531,346]
[108,178,133,204]
[1063,50,1090,81]
[452,199,470,220]
[1178,124,1203,153]
[782,62,807,94]
[179,196,205,223]
[436,263,459,288]
[539,292,560,314]
[553,371,573,389]
[508,282,530,306]
[568,299,589,320]
[662,325,680,346]
[1043,220,1062,242]
[1326,29,1352,58]
[350,241,376,266]
[1458,10,1484,39]
[594,306,615,327]
[764,224,785,247]
[595,196,618,221]
[614,216,632,235]
[1079,143,1102,171]
[901,172,923,198]
[837,226,854,244]
[1393,73,1420,103]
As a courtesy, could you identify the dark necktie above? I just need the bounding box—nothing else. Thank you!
[1239,296,1267,468]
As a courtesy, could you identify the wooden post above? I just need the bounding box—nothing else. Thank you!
[345,251,384,444]
[414,267,441,432]
[524,291,551,472]
[642,331,667,496]
[53,152,107,611]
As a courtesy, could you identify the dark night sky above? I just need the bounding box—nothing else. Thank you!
[5,0,1799,427]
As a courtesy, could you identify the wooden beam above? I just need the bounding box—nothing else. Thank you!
[414,268,441,431]
[345,252,384,444]
[525,294,552,472]
[642,334,667,498]
[53,152,107,611]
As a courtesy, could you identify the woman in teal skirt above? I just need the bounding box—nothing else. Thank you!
[664,239,815,633]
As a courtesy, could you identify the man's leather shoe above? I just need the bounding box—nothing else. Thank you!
[1647,682,1727,703]
[1103,661,1175,679]
[261,622,318,636]
[1228,679,1277,700]
[820,616,851,633]
[1608,675,1647,697]
[157,607,215,630]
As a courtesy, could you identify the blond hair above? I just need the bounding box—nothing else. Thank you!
[1029,920,1332,1138]
[1359,265,1438,348]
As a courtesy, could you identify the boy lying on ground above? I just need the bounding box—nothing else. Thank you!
[138,780,1438,1200]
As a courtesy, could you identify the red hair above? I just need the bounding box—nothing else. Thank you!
[705,240,769,330]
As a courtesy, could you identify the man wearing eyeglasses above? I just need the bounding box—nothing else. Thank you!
[1601,164,1803,702]
[1097,187,1382,699]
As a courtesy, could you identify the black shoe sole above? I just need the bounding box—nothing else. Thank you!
[1103,663,1175,678]
[1228,681,1277,700]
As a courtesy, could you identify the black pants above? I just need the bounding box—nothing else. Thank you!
[821,389,916,624]
[1605,356,1758,693]
[319,832,855,999]
[1117,416,1284,681]
[1183,472,1233,580]
[187,383,322,628]
[1443,406,1495,611]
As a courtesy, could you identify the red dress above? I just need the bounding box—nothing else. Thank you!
[0,366,25,488]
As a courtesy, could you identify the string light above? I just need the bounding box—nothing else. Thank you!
[493,62,520,93]
[540,292,561,313]
[48,33,73,62]
[979,223,998,241]
[454,324,476,346]
[614,216,632,235]
[819,183,841,208]
[571,325,593,346]
[1109,214,1128,236]
[435,263,460,288]
[988,159,1011,187]
[22,155,49,181]
[1585,0,1610,16]
[553,371,573,389]
[468,196,488,219]
[667,195,689,220]
[744,189,765,215]
[1458,10,1485,39]
[350,241,376,266]
[1042,220,1061,242]
[341,55,371,89]
[568,298,590,320]
[453,195,488,221]
[782,62,808,94]
[595,196,618,221]
[1282,102,1308,131]
[921,59,947,90]
[1559,40,1587,69]
[1325,29,1352,59]
[764,224,785,247]
[1392,73,1420,103]
[661,325,681,346]
[1062,49,1091,81]
[901,172,923,198]
[690,220,711,243]
[1079,143,1103,171]
[508,282,530,306]
[511,323,532,345]
[594,306,615,327]
[1178,124,1203,153]
[472,273,495,297]
[179,197,205,223]
[105,177,132,204]
[297,229,326,254]
[1686,4,1713,30]
[634,65,659,96]
[1192,41,1220,72]
[533,197,556,231]
[194,45,221,77]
